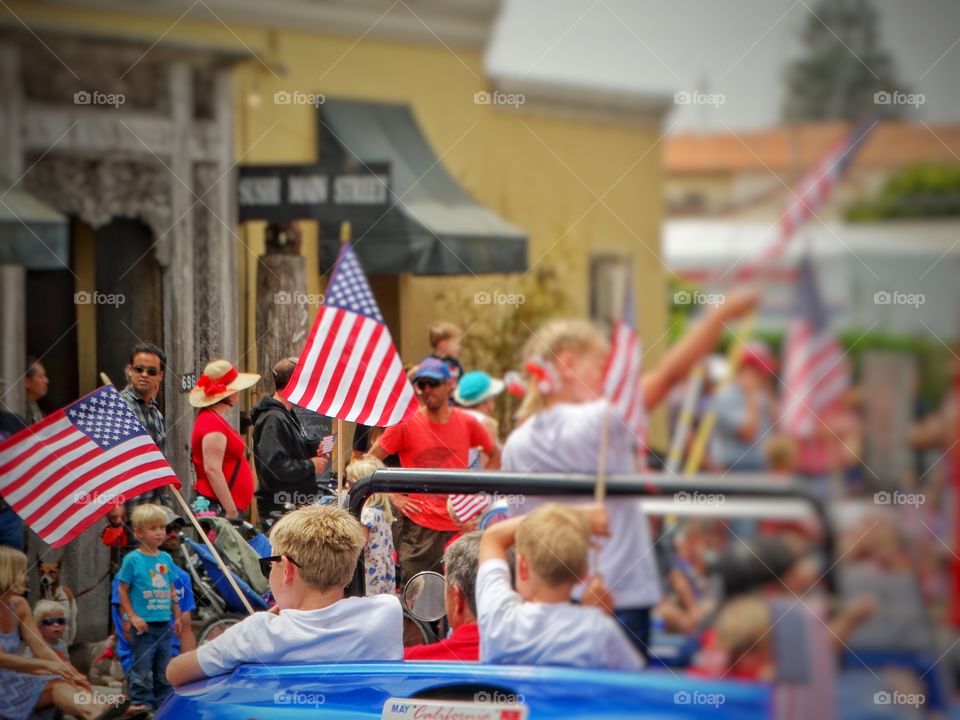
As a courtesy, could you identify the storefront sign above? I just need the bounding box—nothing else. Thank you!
[238,164,390,222]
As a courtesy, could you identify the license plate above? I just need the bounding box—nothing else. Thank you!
[382,697,528,720]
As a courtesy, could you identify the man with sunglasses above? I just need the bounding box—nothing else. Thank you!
[371,358,500,584]
[121,343,169,508]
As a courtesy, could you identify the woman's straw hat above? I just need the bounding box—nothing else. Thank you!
[188,359,260,408]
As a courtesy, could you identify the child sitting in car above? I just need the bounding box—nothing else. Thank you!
[166,505,403,686]
[476,502,644,670]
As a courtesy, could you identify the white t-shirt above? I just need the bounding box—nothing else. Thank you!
[476,559,644,671]
[196,594,403,676]
[501,399,661,608]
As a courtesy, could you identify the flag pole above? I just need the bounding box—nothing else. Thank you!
[682,312,756,475]
[595,400,611,504]
[170,487,256,615]
[337,220,352,499]
[664,362,705,476]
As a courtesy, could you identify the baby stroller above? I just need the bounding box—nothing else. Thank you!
[176,517,273,644]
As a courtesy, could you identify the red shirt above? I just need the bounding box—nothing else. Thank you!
[191,408,254,512]
[378,409,495,531]
[404,622,479,662]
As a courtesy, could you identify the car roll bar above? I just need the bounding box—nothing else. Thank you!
[346,469,837,594]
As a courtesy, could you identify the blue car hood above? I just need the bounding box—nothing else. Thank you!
[158,662,770,719]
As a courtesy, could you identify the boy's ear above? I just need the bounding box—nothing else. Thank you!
[516,553,529,582]
[283,556,298,584]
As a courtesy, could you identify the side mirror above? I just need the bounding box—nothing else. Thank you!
[402,570,446,623]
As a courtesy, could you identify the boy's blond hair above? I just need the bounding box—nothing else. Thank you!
[764,435,798,473]
[518,319,608,421]
[715,595,772,656]
[346,456,392,523]
[130,503,167,531]
[429,321,462,349]
[270,505,365,591]
[516,503,590,586]
[0,546,27,595]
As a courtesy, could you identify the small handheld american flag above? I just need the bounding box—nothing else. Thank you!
[781,258,850,437]
[603,278,648,462]
[319,434,335,455]
[282,243,418,427]
[0,385,180,547]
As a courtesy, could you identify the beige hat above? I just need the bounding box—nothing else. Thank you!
[189,359,260,408]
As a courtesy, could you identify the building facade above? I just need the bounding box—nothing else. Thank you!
[3,0,672,640]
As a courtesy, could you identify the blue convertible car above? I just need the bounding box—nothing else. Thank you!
[156,470,939,720]
[160,661,769,719]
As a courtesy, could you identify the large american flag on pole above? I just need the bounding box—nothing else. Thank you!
[0,385,180,547]
[282,243,418,426]
[780,258,850,437]
[738,117,878,278]
[603,278,648,461]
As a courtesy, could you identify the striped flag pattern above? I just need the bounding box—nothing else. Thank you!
[780,258,849,437]
[449,493,491,523]
[603,278,648,460]
[0,385,180,547]
[739,118,877,277]
[282,243,418,426]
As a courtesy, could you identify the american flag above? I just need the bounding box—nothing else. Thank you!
[739,117,878,277]
[282,244,418,426]
[603,278,648,461]
[449,493,490,523]
[0,385,180,547]
[319,434,335,455]
[780,258,849,437]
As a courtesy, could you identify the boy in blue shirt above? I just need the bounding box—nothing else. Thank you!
[111,508,195,672]
[117,504,182,711]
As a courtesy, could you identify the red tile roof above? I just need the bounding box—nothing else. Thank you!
[665,121,960,175]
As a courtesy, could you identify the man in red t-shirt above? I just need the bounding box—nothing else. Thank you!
[372,358,499,581]
[405,531,482,662]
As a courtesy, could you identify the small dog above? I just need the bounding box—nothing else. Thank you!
[38,560,79,646]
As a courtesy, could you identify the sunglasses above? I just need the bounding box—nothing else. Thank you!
[258,554,301,578]
[132,365,160,377]
[40,617,67,626]
[415,378,443,390]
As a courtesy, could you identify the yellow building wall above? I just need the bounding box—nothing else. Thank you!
[16,3,669,445]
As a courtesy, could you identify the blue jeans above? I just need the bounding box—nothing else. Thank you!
[614,606,651,661]
[129,621,173,709]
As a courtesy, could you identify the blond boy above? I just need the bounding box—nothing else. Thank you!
[167,505,402,687]
[117,503,181,710]
[477,503,644,670]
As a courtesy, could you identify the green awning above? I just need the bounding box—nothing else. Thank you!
[317,100,527,276]
[0,179,69,270]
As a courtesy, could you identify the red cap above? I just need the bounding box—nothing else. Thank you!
[741,341,777,375]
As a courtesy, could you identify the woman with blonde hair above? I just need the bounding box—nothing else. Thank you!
[0,547,136,719]
[345,456,396,595]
